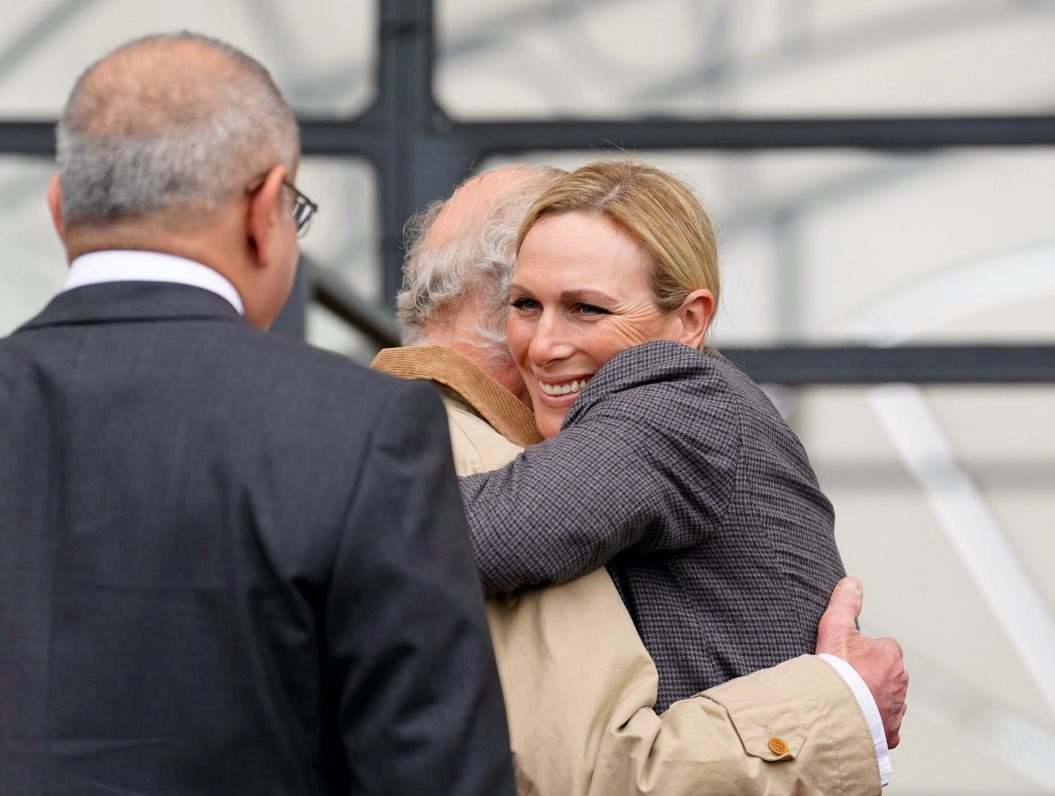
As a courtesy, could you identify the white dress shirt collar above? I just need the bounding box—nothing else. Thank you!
[64,250,245,315]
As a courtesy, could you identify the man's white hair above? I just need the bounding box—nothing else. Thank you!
[396,164,564,370]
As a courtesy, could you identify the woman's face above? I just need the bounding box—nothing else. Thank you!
[508,211,689,439]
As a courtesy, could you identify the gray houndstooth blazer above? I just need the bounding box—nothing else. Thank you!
[461,340,845,711]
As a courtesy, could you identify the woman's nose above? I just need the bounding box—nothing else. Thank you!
[528,313,573,367]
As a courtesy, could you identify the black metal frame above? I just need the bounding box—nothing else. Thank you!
[3,0,1054,383]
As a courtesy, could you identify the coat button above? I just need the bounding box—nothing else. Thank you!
[768,737,789,756]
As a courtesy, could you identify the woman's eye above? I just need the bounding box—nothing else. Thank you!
[510,297,540,312]
[575,303,609,316]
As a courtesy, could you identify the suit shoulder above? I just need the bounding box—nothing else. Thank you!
[213,330,444,437]
[242,331,422,397]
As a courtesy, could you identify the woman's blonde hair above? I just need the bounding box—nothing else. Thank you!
[516,159,720,318]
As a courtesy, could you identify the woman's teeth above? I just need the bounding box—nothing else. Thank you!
[539,378,589,397]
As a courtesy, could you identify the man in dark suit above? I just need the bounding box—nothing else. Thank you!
[0,32,513,796]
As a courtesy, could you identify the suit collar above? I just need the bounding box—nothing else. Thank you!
[15,281,245,333]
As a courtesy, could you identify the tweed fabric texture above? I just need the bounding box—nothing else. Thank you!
[461,340,845,711]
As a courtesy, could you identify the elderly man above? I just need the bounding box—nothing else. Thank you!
[0,34,513,795]
[372,164,906,795]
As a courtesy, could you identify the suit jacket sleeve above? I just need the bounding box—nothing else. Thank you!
[325,380,514,795]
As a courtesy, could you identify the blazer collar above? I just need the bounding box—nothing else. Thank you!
[15,281,245,334]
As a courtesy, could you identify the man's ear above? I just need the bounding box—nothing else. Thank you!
[246,164,287,270]
[47,172,67,246]
[671,288,715,350]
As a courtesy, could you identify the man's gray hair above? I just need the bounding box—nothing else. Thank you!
[396,164,564,367]
[56,32,299,228]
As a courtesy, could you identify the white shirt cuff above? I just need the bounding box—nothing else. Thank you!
[819,652,893,787]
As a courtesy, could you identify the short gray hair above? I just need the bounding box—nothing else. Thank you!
[56,32,299,228]
[397,164,564,366]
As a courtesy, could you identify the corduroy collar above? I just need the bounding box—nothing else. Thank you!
[371,346,542,448]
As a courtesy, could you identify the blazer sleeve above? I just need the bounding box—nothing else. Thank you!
[460,383,739,592]
[324,380,514,795]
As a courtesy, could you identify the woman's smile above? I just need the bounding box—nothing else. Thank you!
[537,376,591,398]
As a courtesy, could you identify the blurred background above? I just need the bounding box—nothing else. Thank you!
[1,2,1053,793]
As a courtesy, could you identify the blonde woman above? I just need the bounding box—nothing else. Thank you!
[461,160,845,713]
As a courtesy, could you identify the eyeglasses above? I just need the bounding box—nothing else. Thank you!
[245,173,319,238]
[284,180,318,238]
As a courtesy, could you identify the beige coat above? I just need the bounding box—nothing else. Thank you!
[373,346,881,796]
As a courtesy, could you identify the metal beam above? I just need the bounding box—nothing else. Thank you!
[0,121,56,155]
[723,345,1055,385]
[436,116,1055,155]
[15,114,1055,163]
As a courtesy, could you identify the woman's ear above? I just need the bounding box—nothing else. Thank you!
[246,164,287,271]
[672,288,715,350]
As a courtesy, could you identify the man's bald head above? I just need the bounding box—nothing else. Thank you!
[423,169,538,251]
[397,164,564,384]
[56,32,298,232]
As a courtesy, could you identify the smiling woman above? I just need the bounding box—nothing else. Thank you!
[461,159,847,712]
[509,210,713,438]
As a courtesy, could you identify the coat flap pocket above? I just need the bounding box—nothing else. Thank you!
[702,681,806,762]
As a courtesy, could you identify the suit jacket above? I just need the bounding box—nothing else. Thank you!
[0,282,513,796]
[462,340,846,711]
[373,345,882,795]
